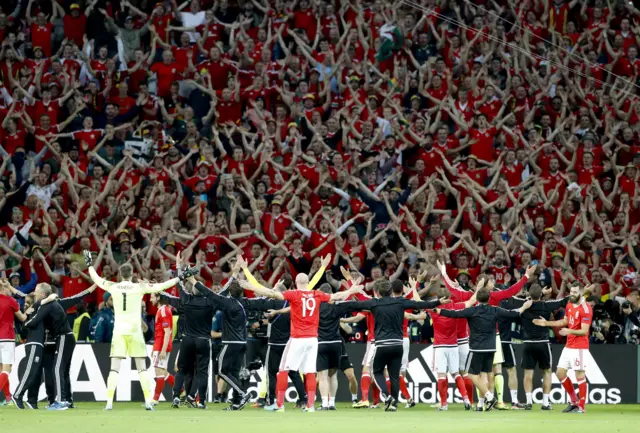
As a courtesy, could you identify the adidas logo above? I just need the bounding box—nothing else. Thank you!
[406,345,621,404]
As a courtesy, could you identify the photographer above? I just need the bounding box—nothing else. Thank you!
[622,292,640,344]
[589,298,625,344]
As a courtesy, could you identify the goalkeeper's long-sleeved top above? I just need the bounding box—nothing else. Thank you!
[88,267,179,336]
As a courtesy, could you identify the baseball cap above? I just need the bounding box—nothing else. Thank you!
[9,272,20,280]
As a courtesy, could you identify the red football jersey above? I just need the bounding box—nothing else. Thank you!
[565,300,592,349]
[0,294,19,341]
[153,305,173,352]
[283,290,331,338]
[431,302,467,346]
[366,311,375,342]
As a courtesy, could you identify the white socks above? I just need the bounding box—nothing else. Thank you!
[329,397,335,406]
[352,394,358,401]
[543,394,549,406]
[478,398,485,407]
[322,396,329,407]
[485,391,494,401]
[510,390,519,404]
[526,393,533,404]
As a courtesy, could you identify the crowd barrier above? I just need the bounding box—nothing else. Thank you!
[9,343,638,404]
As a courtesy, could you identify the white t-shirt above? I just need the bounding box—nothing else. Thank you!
[181,11,206,42]
[26,183,57,209]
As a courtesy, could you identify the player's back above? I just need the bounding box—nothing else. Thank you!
[0,294,18,341]
[109,281,146,335]
[283,289,331,338]
[153,305,174,351]
[431,303,463,347]
[565,300,592,349]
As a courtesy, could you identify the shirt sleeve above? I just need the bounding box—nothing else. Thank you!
[282,291,297,302]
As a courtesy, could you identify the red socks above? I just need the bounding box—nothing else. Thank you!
[276,371,289,407]
[3,378,10,401]
[153,377,165,401]
[166,374,175,387]
[464,375,474,404]
[0,372,8,402]
[360,374,371,401]
[577,379,587,409]
[399,375,410,400]
[437,379,448,406]
[561,377,578,404]
[454,374,468,400]
[304,373,316,409]
[372,383,380,405]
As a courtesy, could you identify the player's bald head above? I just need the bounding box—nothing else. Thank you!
[296,273,310,290]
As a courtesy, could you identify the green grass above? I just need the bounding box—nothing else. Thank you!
[1,403,639,433]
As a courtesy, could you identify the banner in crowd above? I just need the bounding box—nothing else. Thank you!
[9,343,637,404]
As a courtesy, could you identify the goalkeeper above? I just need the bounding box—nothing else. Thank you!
[84,250,195,411]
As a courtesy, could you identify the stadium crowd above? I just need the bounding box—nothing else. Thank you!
[0,0,639,354]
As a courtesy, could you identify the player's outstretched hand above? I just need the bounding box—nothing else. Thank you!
[525,264,537,279]
[436,260,445,274]
[439,297,451,304]
[83,250,93,267]
[321,254,332,268]
[532,316,547,326]
[558,328,570,336]
[541,286,552,296]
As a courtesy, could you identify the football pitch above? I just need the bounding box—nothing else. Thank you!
[1,403,639,433]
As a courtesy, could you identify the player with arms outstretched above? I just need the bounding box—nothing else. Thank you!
[84,250,190,411]
[533,285,592,413]
[239,254,365,412]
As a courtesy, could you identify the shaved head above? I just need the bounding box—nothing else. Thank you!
[295,273,310,290]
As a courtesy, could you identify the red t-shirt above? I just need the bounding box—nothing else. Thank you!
[469,127,497,162]
[152,304,173,352]
[0,294,19,341]
[283,290,332,338]
[431,302,467,346]
[31,23,54,56]
[565,300,592,349]
[151,62,181,98]
[61,276,90,314]
[63,14,87,46]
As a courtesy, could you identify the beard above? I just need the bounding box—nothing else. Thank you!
[569,295,580,304]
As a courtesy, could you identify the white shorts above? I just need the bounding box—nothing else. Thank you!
[458,343,470,372]
[493,335,504,365]
[281,337,319,374]
[0,341,14,365]
[558,348,588,372]
[401,338,410,372]
[433,346,460,375]
[152,351,169,370]
[362,341,376,367]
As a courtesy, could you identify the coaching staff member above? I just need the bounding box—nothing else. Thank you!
[436,287,532,412]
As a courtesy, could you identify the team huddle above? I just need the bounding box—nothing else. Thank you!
[0,251,593,413]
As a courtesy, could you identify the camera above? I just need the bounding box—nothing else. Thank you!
[622,300,632,310]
